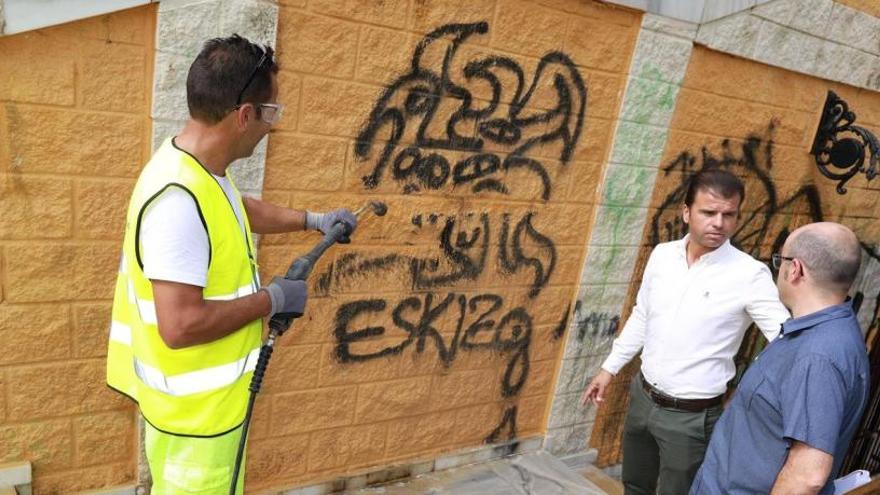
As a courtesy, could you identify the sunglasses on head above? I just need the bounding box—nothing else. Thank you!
[232,47,284,125]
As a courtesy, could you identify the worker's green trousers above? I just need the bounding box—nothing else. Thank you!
[144,421,246,494]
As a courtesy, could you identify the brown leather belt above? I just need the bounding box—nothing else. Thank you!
[640,373,723,412]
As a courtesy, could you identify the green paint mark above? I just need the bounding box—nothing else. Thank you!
[621,63,680,125]
[602,165,656,206]
[612,122,668,167]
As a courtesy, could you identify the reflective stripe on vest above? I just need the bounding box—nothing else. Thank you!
[109,321,132,346]
[204,283,258,301]
[106,138,262,437]
[134,347,260,397]
[126,281,257,327]
[109,316,260,397]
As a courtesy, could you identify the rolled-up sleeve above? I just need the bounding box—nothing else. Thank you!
[745,264,790,342]
[780,355,846,455]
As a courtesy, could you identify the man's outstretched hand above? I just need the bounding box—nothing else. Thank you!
[581,369,614,407]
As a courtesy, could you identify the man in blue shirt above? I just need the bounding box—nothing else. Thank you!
[691,222,870,494]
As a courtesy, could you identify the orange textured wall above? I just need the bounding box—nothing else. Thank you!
[591,46,880,466]
[250,0,640,489]
[0,5,156,493]
[835,0,880,17]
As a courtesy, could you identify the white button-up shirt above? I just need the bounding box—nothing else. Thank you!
[601,236,790,399]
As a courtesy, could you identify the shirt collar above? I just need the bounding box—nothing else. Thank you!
[678,234,731,264]
[781,301,855,336]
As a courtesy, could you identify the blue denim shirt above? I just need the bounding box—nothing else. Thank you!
[691,302,870,494]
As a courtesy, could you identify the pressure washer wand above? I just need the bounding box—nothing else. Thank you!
[229,200,387,495]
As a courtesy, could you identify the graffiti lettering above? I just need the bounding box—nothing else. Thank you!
[334,292,534,440]
[498,213,557,298]
[335,292,531,402]
[485,406,518,444]
[333,20,589,446]
[412,213,490,288]
[551,301,620,342]
[355,22,587,200]
[317,212,556,299]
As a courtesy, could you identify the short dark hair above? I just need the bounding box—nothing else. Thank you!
[186,34,279,124]
[684,168,745,207]
[788,228,862,293]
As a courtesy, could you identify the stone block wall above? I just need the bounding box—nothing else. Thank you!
[0,5,156,493]
[249,0,641,490]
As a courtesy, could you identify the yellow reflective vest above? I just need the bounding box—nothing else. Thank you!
[107,138,262,437]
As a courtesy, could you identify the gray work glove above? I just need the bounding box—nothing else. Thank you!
[305,208,357,243]
[262,277,308,318]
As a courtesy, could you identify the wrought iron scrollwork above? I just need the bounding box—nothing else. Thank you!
[811,90,879,194]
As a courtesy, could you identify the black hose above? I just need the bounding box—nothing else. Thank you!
[228,221,354,495]
[229,336,275,495]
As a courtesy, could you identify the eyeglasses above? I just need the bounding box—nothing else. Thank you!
[771,253,795,270]
[256,103,284,125]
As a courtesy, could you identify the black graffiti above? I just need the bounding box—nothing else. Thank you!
[316,212,556,299]
[485,406,518,444]
[498,213,557,298]
[334,292,533,443]
[409,211,556,295]
[355,22,587,200]
[412,213,490,288]
[341,20,583,442]
[334,292,532,443]
[576,309,619,342]
[335,292,531,403]
[653,121,880,259]
[323,210,560,441]
[315,253,404,296]
[551,304,571,341]
[653,121,823,255]
[551,300,620,342]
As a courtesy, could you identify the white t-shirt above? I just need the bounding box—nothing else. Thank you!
[140,174,247,287]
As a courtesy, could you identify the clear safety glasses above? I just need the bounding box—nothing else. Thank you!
[256,103,284,125]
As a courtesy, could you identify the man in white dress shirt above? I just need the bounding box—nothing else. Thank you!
[581,168,790,494]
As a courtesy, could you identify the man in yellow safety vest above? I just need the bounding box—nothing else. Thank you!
[106,34,356,493]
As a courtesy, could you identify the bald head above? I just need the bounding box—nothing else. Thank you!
[785,222,862,294]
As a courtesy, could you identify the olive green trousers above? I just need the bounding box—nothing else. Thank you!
[621,375,723,495]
